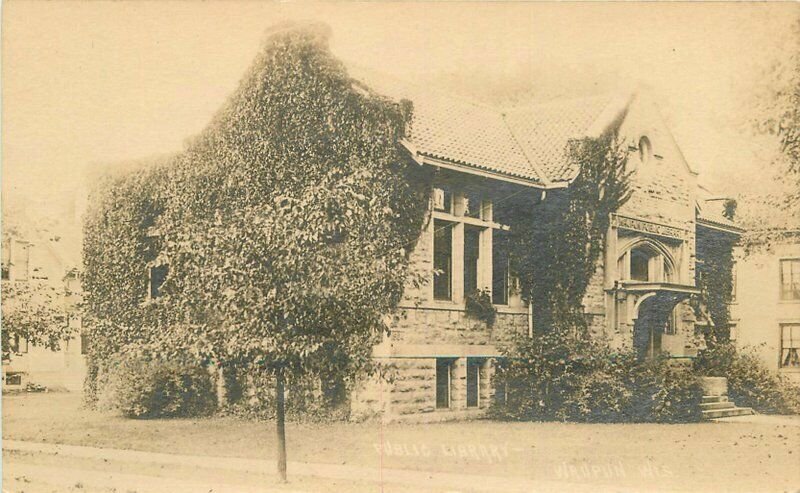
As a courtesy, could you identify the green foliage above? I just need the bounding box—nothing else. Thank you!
[492,335,703,423]
[464,288,497,326]
[1,281,72,361]
[222,365,350,422]
[695,343,800,414]
[695,227,737,344]
[626,357,703,423]
[505,134,631,335]
[82,24,429,406]
[96,347,216,419]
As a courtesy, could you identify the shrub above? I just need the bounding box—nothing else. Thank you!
[492,332,632,422]
[464,289,497,326]
[627,357,703,423]
[492,333,704,423]
[694,343,800,414]
[222,365,350,422]
[97,350,216,419]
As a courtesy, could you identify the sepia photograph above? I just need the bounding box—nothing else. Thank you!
[2,2,799,492]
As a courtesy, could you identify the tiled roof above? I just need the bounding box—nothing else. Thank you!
[503,95,616,183]
[349,66,619,186]
[407,93,542,183]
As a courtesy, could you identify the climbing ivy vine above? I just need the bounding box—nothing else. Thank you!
[83,23,429,481]
[505,134,632,336]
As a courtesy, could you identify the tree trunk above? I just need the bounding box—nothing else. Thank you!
[276,368,288,482]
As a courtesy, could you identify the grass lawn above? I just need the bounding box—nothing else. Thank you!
[4,392,799,492]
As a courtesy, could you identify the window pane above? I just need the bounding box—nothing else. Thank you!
[464,227,481,296]
[466,358,480,407]
[781,325,800,368]
[464,192,483,219]
[436,359,451,409]
[492,230,509,305]
[433,220,453,300]
[630,249,650,282]
[433,188,452,213]
[780,259,800,300]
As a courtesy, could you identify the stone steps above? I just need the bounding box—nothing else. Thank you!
[701,395,728,404]
[699,400,735,411]
[702,406,755,419]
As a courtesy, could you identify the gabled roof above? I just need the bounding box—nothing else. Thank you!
[350,66,626,188]
[503,94,619,183]
[695,184,744,235]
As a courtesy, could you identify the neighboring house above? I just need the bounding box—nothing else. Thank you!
[1,211,86,391]
[348,84,742,421]
[731,228,800,385]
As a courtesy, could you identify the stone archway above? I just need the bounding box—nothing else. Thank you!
[627,289,696,359]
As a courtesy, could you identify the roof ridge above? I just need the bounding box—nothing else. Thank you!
[500,113,553,187]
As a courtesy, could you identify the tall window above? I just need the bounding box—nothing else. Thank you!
[780,259,800,301]
[730,261,737,302]
[433,220,453,300]
[436,358,454,409]
[492,230,509,305]
[463,226,481,296]
[466,358,482,408]
[781,324,800,368]
[630,249,651,282]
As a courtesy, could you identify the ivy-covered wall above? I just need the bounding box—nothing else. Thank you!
[82,24,431,407]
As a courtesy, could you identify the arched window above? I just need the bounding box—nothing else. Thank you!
[619,241,675,283]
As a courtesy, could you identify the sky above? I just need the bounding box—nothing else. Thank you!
[3,1,799,211]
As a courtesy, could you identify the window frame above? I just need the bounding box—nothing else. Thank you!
[429,187,511,306]
[466,357,483,408]
[780,323,800,370]
[435,358,455,409]
[433,219,454,301]
[779,258,800,302]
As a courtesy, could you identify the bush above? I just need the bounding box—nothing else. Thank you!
[464,289,497,326]
[627,357,703,423]
[492,332,632,422]
[694,343,800,414]
[221,365,350,422]
[492,333,704,423]
[97,350,216,419]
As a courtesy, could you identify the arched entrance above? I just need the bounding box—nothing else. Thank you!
[633,293,676,359]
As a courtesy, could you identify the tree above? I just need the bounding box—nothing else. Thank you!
[2,280,71,361]
[83,23,428,482]
[752,17,800,212]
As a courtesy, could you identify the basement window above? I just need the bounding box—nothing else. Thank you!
[436,358,455,409]
[466,358,483,408]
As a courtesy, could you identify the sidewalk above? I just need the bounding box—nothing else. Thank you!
[3,439,654,493]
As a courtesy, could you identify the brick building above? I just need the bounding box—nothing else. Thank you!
[353,87,742,421]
